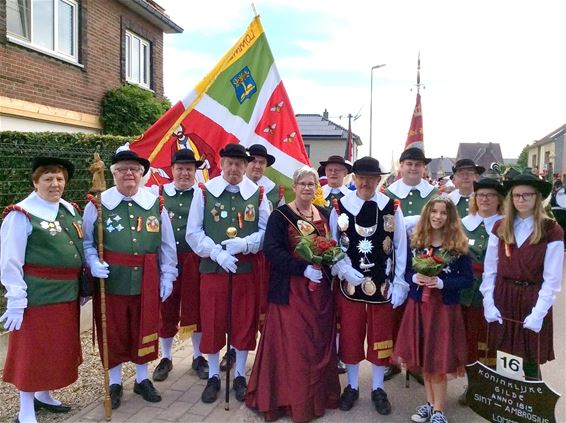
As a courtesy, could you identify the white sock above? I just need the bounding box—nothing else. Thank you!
[136,363,149,383]
[235,349,248,378]
[372,365,385,390]
[192,332,202,358]
[34,390,61,406]
[208,352,220,378]
[346,363,360,390]
[109,364,122,386]
[19,391,37,423]
[160,337,174,360]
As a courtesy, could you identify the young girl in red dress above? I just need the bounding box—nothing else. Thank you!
[480,171,564,380]
[394,196,473,423]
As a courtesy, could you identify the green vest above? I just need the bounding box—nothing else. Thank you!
[163,187,193,253]
[460,222,488,307]
[324,191,345,213]
[200,187,260,274]
[455,195,471,218]
[266,186,282,212]
[96,200,161,295]
[24,206,83,306]
[386,187,439,216]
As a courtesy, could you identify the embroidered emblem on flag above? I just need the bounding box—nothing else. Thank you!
[231,66,257,104]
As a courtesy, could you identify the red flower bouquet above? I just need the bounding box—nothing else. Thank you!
[411,248,454,276]
[295,234,345,291]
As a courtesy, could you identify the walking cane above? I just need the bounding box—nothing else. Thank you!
[224,227,238,411]
[89,154,112,420]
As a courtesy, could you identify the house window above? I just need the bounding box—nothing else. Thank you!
[6,0,79,62]
[125,31,151,89]
[532,154,537,168]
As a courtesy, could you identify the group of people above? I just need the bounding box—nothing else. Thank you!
[0,143,563,423]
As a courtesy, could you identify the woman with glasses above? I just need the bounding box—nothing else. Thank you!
[480,170,564,380]
[458,172,506,405]
[246,166,340,422]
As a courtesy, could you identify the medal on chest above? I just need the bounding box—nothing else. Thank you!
[105,214,124,232]
[40,220,62,236]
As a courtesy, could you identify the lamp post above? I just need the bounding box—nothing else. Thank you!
[369,64,386,157]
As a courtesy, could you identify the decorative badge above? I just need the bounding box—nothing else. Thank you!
[244,204,256,221]
[337,213,349,232]
[382,236,393,255]
[361,277,377,296]
[231,65,257,104]
[210,208,220,222]
[220,210,228,219]
[343,280,356,296]
[297,219,315,236]
[383,214,395,232]
[40,220,62,236]
[168,211,175,220]
[340,233,350,252]
[146,216,160,232]
[380,280,391,299]
[72,221,84,239]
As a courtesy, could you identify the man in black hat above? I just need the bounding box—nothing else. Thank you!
[386,147,438,219]
[150,149,210,383]
[83,150,178,409]
[449,158,485,218]
[186,143,270,404]
[320,155,353,211]
[246,144,285,211]
[330,156,408,416]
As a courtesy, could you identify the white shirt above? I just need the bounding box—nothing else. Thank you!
[448,189,471,205]
[461,213,503,235]
[322,184,350,199]
[185,175,269,257]
[480,215,564,316]
[83,186,178,283]
[386,178,435,199]
[0,192,78,309]
[329,190,408,288]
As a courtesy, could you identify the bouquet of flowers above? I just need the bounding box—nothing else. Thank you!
[411,248,454,276]
[295,233,345,291]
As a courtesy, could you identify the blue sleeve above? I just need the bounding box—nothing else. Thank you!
[442,253,473,291]
[404,237,415,285]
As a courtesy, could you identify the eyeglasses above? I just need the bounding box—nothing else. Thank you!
[512,192,537,201]
[296,182,316,188]
[115,167,142,174]
[475,193,498,200]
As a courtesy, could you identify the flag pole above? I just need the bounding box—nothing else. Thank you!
[251,3,258,16]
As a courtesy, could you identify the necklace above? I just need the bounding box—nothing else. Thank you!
[293,202,314,220]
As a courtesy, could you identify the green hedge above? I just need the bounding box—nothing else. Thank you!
[0,131,134,322]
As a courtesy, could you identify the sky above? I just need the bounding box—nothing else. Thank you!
[156,0,565,171]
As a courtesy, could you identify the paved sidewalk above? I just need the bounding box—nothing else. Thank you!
[68,287,566,423]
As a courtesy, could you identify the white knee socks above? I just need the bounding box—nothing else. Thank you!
[192,332,202,358]
[135,363,149,383]
[346,363,360,390]
[159,337,174,360]
[372,364,385,390]
[109,364,122,386]
[208,352,220,378]
[235,349,248,378]
[19,391,37,423]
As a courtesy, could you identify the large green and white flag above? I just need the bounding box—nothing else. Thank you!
[131,16,310,195]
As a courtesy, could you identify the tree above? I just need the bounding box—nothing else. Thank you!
[101,84,171,136]
[516,144,530,168]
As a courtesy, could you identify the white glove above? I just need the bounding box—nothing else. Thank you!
[390,283,409,309]
[304,265,322,283]
[216,250,238,273]
[483,300,503,324]
[343,266,364,286]
[0,308,24,331]
[160,278,173,302]
[90,260,109,279]
[523,310,546,333]
[221,237,248,255]
[210,244,223,261]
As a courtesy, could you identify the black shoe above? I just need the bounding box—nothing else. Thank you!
[201,376,221,403]
[383,365,401,381]
[33,398,71,413]
[337,359,347,374]
[233,376,247,402]
[192,356,210,380]
[109,384,123,410]
[152,357,173,382]
[220,348,236,372]
[408,370,425,385]
[371,388,392,415]
[338,385,359,411]
[134,379,162,403]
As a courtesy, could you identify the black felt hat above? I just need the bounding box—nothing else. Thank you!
[219,143,254,162]
[112,150,150,176]
[473,172,507,197]
[171,149,204,168]
[504,169,552,199]
[319,155,353,173]
[399,147,432,165]
[247,144,275,167]
[32,157,75,180]
[452,158,485,175]
[352,156,389,176]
